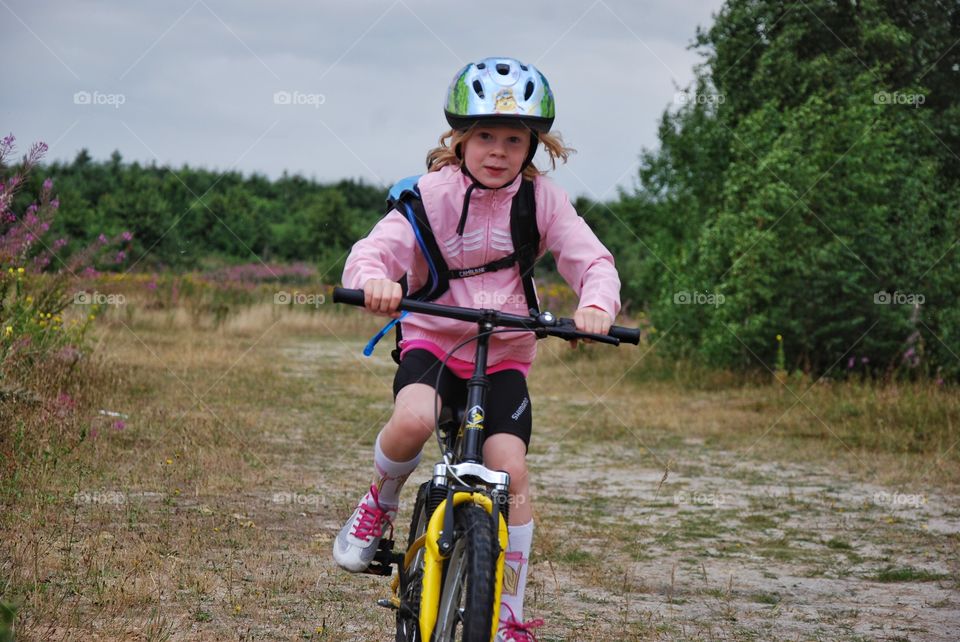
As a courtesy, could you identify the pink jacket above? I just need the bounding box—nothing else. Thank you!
[342,164,621,366]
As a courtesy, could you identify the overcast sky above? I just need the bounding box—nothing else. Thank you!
[2,0,725,199]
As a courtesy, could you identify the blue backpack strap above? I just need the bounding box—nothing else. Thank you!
[386,175,422,211]
[364,175,449,360]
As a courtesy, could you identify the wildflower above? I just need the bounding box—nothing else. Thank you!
[114,250,126,263]
[17,267,23,274]
[121,231,133,241]
[4,326,12,336]
[776,334,782,342]
[113,420,126,431]
[97,233,108,244]
[165,458,173,465]
[847,356,855,369]
[42,177,53,192]
[50,198,59,210]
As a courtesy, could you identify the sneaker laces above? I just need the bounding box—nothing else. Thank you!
[350,483,395,541]
[498,604,544,641]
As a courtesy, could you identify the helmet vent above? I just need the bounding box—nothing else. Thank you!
[472,80,485,98]
[524,80,535,100]
[496,63,510,75]
[476,62,486,69]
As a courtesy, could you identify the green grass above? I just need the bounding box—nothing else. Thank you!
[871,566,950,583]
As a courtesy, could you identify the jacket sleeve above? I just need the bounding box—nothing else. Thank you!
[341,209,418,289]
[535,178,622,319]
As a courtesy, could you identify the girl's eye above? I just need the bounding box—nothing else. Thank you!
[478,132,493,140]
[508,136,522,144]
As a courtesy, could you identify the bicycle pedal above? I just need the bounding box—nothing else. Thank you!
[363,561,393,576]
[376,596,400,610]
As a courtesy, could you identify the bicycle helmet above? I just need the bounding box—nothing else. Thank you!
[444,57,555,134]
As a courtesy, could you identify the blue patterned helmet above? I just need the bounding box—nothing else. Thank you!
[444,57,555,133]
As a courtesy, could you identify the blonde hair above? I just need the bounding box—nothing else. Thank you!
[425,127,575,180]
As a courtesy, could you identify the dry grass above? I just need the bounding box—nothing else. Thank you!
[1,302,958,641]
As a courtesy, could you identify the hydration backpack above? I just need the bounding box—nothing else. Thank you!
[364,174,542,364]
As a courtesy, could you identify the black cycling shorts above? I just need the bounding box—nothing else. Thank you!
[392,349,533,450]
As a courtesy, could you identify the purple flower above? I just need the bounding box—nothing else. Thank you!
[42,178,53,192]
[121,231,133,241]
[26,203,38,215]
[847,356,855,369]
[114,250,126,263]
[53,238,67,250]
[97,233,108,244]
[904,347,916,359]
[113,420,126,431]
[861,357,870,364]
[49,199,59,210]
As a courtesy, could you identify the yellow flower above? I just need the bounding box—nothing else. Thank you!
[53,315,62,323]
[776,334,783,342]
[4,326,12,336]
[25,296,33,304]
[165,458,173,465]
[17,267,24,274]
[88,314,96,321]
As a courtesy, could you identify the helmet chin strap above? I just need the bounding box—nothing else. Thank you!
[454,133,539,237]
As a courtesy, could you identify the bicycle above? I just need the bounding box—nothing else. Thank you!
[332,286,640,642]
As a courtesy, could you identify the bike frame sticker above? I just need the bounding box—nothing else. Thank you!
[464,405,484,430]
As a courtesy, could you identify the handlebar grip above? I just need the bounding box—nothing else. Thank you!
[332,287,365,307]
[609,325,641,345]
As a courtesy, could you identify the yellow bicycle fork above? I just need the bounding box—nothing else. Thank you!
[388,491,508,641]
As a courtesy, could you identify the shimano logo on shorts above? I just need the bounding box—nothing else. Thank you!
[511,397,529,421]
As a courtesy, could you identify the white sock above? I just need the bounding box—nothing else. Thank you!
[499,519,534,623]
[371,432,420,508]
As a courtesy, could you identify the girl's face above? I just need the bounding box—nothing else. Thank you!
[461,125,531,188]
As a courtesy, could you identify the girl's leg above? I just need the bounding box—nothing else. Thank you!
[333,382,440,572]
[484,433,535,625]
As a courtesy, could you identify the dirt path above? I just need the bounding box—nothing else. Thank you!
[289,337,960,641]
[25,330,959,641]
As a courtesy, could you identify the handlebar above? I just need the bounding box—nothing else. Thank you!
[332,287,640,346]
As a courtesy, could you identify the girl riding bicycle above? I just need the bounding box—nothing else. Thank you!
[334,56,621,641]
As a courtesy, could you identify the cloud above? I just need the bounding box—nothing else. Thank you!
[2,0,725,196]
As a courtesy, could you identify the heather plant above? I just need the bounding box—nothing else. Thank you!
[0,134,131,385]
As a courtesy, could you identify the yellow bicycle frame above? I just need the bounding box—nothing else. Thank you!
[416,491,509,641]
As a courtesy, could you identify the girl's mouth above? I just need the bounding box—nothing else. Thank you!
[484,166,506,176]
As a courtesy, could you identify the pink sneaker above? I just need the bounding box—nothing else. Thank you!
[332,483,396,572]
[496,604,544,641]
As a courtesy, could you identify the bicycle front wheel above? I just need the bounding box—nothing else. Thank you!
[433,503,497,642]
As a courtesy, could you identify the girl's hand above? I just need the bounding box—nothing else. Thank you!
[570,305,612,349]
[363,279,403,318]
